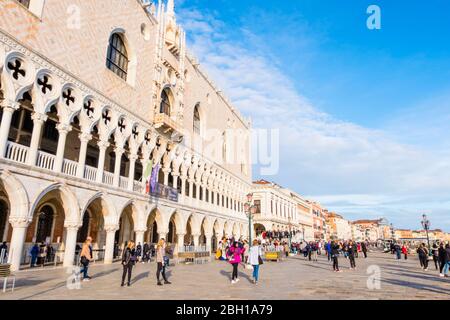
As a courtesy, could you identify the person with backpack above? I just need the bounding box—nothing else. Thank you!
[394,242,402,260]
[38,242,47,267]
[121,241,136,287]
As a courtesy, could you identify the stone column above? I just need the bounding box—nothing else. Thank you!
[163,169,169,186]
[54,123,72,173]
[0,102,19,158]
[76,132,92,178]
[141,158,151,194]
[192,233,201,247]
[180,176,187,199]
[96,140,110,183]
[8,219,29,271]
[104,226,118,264]
[113,147,124,187]
[176,233,186,253]
[63,225,79,267]
[27,112,48,166]
[188,180,194,198]
[204,233,212,252]
[134,229,145,246]
[158,230,168,242]
[202,185,207,203]
[127,154,138,192]
[172,174,178,189]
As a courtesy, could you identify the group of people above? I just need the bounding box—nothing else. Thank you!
[78,237,172,287]
[415,242,450,277]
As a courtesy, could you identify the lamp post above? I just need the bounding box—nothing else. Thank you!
[421,214,431,255]
[288,217,292,248]
[244,193,256,245]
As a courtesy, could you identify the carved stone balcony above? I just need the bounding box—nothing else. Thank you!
[154,112,181,135]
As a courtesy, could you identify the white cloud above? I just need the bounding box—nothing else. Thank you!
[177,8,450,231]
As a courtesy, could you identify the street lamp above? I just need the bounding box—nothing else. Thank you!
[421,214,431,255]
[287,217,292,248]
[244,193,256,245]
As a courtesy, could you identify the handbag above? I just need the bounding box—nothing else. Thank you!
[80,256,88,266]
[258,255,264,265]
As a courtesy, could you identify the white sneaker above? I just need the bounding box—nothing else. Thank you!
[439,273,444,277]
[424,269,428,271]
[83,278,90,282]
[235,278,240,282]
[231,280,236,284]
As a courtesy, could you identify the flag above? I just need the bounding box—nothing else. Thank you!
[150,164,160,193]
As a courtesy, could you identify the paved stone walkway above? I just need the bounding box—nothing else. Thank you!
[1,251,449,300]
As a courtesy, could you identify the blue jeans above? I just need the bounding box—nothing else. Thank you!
[444,262,450,275]
[252,265,260,281]
[80,263,89,278]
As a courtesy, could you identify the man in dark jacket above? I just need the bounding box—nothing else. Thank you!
[331,241,341,272]
[438,243,446,276]
[361,241,368,258]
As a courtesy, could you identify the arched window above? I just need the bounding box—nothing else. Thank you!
[193,105,201,135]
[0,200,8,242]
[106,33,129,81]
[36,205,54,243]
[160,89,171,115]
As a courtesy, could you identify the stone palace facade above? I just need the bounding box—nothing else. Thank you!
[0,0,255,270]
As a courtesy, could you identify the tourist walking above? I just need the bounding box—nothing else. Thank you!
[443,244,450,278]
[156,238,171,286]
[248,239,263,284]
[361,241,368,258]
[80,237,93,281]
[228,241,245,284]
[331,241,341,272]
[325,241,332,262]
[143,242,150,263]
[29,243,39,267]
[401,244,408,260]
[348,240,356,270]
[417,243,429,271]
[438,243,446,276]
[121,241,137,287]
[431,243,439,270]
[394,242,401,260]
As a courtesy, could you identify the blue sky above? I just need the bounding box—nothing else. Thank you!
[173,0,450,232]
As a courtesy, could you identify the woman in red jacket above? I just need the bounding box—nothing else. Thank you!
[228,241,245,284]
[401,244,408,260]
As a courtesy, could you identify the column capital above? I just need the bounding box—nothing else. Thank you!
[64,222,80,230]
[79,132,92,143]
[129,153,139,161]
[9,217,30,228]
[1,100,20,111]
[98,140,110,150]
[31,112,48,123]
[104,225,119,233]
[134,228,147,234]
[114,146,125,155]
[176,232,186,237]
[56,123,72,134]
